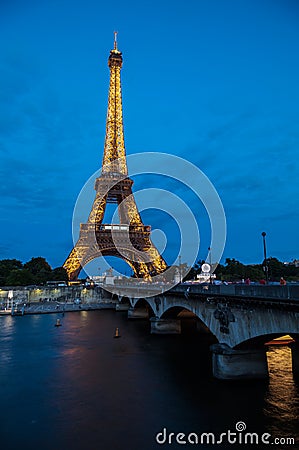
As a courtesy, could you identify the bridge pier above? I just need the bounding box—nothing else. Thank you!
[127,307,149,319]
[150,317,181,334]
[210,343,268,380]
[115,303,130,311]
[290,342,299,379]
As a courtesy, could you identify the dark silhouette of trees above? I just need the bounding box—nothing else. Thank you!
[6,269,34,286]
[0,257,68,286]
[1,254,298,286]
[51,267,69,281]
[266,257,285,280]
[0,259,23,285]
[24,257,52,284]
[187,257,299,282]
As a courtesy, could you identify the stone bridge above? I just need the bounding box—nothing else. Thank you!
[2,282,299,380]
[113,283,299,380]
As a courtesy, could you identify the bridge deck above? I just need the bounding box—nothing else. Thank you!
[111,282,299,304]
[173,283,299,301]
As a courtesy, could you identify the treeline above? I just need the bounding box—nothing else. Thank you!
[0,257,68,286]
[2,255,298,286]
[186,257,299,282]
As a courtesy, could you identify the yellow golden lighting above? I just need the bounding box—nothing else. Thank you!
[63,36,167,281]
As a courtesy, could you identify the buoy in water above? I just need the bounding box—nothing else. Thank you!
[114,327,121,338]
[55,318,62,327]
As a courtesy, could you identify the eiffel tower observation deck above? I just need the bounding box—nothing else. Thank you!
[63,33,167,281]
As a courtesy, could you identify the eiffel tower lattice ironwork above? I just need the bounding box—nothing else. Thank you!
[63,33,167,281]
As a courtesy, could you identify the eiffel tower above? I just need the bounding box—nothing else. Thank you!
[63,33,167,281]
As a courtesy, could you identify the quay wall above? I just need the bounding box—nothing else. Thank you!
[0,285,111,304]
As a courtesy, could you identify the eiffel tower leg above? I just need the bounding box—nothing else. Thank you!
[87,193,107,224]
[63,247,82,281]
[64,238,101,281]
[147,243,168,275]
[64,235,167,281]
[128,259,151,280]
[128,243,167,278]
[119,192,143,225]
[119,244,167,280]
[64,188,108,281]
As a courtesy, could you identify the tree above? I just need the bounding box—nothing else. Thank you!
[245,264,264,281]
[23,257,52,284]
[6,269,34,286]
[24,257,52,274]
[284,263,299,279]
[0,257,70,286]
[50,267,68,281]
[221,258,246,281]
[266,257,285,281]
[0,259,23,285]
[214,262,225,278]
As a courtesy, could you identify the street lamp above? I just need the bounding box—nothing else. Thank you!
[261,232,269,284]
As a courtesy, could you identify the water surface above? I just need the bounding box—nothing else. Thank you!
[0,311,298,449]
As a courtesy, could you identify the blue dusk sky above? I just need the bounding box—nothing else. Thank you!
[0,0,299,274]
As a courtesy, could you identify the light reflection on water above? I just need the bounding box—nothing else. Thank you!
[265,345,299,438]
[0,312,298,450]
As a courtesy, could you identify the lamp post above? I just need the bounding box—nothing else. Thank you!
[261,232,269,284]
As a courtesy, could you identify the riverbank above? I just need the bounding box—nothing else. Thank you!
[0,301,116,316]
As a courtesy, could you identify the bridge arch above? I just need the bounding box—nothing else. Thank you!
[159,305,218,341]
[225,310,299,349]
[160,306,190,319]
[120,295,130,304]
[126,297,155,319]
[235,332,298,350]
[143,293,299,379]
[134,298,155,317]
[111,293,119,302]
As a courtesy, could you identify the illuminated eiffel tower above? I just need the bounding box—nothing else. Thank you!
[63,33,167,281]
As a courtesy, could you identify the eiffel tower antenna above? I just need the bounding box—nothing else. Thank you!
[113,31,118,50]
[63,34,167,281]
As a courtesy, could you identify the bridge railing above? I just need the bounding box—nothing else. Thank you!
[171,283,299,301]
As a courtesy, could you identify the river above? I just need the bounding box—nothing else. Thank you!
[0,310,298,449]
